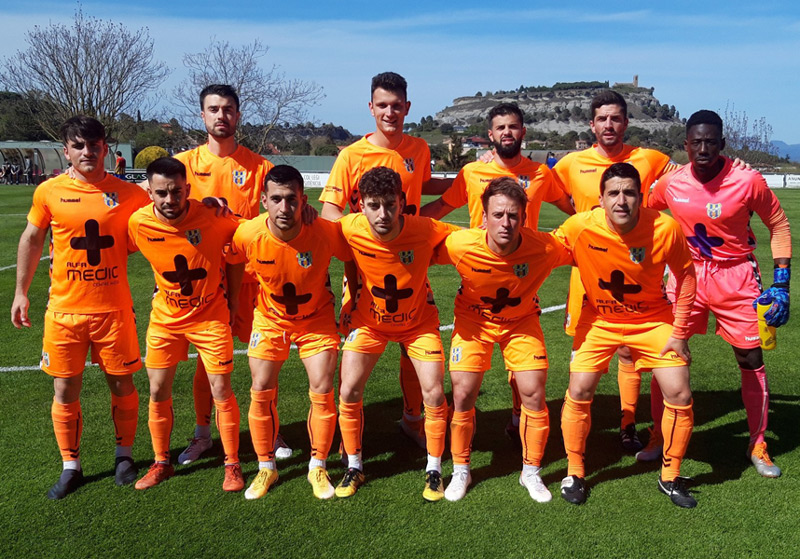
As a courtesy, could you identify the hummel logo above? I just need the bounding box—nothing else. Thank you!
[60,197,81,203]
[579,169,597,174]
[471,267,491,274]
[195,172,212,177]
[588,244,608,252]
[672,197,690,203]
[147,237,165,242]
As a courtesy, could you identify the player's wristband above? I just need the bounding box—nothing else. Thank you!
[773,266,790,290]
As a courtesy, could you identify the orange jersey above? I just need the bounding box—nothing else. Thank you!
[553,207,693,325]
[441,159,563,229]
[339,213,458,332]
[175,144,273,219]
[230,216,352,323]
[27,173,150,314]
[435,228,572,324]
[128,200,239,330]
[319,134,431,215]
[552,144,671,212]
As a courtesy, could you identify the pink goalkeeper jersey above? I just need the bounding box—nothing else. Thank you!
[648,157,781,262]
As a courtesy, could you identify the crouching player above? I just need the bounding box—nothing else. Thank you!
[553,163,698,508]
[128,157,245,491]
[434,177,572,501]
[229,165,353,500]
[337,166,459,501]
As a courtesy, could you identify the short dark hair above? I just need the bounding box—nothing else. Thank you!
[265,164,304,193]
[481,176,527,213]
[600,162,641,194]
[591,90,628,118]
[199,84,240,112]
[488,103,524,127]
[146,157,187,182]
[358,166,402,200]
[116,151,122,156]
[371,72,407,101]
[686,109,723,135]
[60,116,106,145]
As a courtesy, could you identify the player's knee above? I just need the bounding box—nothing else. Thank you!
[733,346,763,370]
[422,385,445,407]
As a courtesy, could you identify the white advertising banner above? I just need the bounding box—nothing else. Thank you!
[785,175,800,189]
[763,174,785,189]
[301,172,330,189]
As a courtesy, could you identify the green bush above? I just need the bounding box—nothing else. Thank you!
[133,145,169,169]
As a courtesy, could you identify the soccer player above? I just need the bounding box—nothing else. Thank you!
[229,165,353,500]
[128,157,245,491]
[553,162,698,508]
[434,177,571,502]
[648,110,791,477]
[114,151,126,179]
[422,102,574,441]
[320,72,451,448]
[165,84,292,464]
[551,90,678,453]
[11,116,148,499]
[336,166,459,501]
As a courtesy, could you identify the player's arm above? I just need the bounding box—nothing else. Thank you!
[754,202,792,327]
[422,177,453,196]
[11,221,48,328]
[321,202,345,221]
[420,197,457,220]
[549,192,576,216]
[225,262,245,326]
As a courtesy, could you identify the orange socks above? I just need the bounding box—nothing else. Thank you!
[424,402,448,458]
[509,371,522,420]
[248,388,277,462]
[148,398,174,463]
[338,399,364,457]
[52,399,82,462]
[111,390,139,448]
[520,405,549,467]
[399,353,423,419]
[215,393,240,465]
[192,362,213,427]
[561,392,592,478]
[618,360,640,429]
[661,400,693,482]
[450,408,477,465]
[308,390,336,461]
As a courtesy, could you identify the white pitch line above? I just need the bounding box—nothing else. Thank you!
[0,304,566,373]
[0,256,49,272]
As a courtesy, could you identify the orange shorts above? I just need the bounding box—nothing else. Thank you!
[41,308,141,378]
[570,319,687,373]
[232,281,258,343]
[146,320,234,374]
[449,314,548,372]
[248,308,340,361]
[343,323,444,362]
[563,267,585,337]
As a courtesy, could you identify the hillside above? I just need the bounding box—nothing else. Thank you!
[434,80,682,135]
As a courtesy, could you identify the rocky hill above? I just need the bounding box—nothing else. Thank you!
[434,80,683,135]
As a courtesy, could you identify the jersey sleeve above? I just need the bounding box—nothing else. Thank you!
[550,156,572,196]
[539,166,565,203]
[229,219,257,265]
[440,168,468,208]
[127,213,141,253]
[647,173,670,210]
[27,183,52,229]
[320,218,353,262]
[319,149,354,208]
[433,231,461,266]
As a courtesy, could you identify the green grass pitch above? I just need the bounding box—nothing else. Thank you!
[1,185,799,558]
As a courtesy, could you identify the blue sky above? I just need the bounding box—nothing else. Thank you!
[3,1,799,143]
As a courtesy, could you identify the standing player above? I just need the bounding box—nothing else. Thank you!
[11,116,147,499]
[422,102,573,440]
[648,110,791,476]
[128,157,245,491]
[166,84,292,464]
[320,72,451,447]
[230,165,354,500]
[114,151,126,179]
[554,163,698,508]
[336,166,459,501]
[434,178,572,502]
[552,90,678,453]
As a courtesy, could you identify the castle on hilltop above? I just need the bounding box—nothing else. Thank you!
[613,75,639,88]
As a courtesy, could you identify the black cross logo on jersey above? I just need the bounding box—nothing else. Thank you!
[371,274,413,313]
[480,287,521,314]
[598,270,642,303]
[687,223,724,258]
[163,255,207,296]
[271,282,312,315]
[70,219,114,266]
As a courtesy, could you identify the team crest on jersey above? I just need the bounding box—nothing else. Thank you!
[513,263,529,278]
[346,328,359,343]
[403,158,415,173]
[517,175,530,189]
[232,170,246,187]
[103,192,119,208]
[296,251,313,268]
[706,203,722,219]
[41,351,50,368]
[249,332,261,348]
[399,250,414,265]
[451,346,462,363]
[186,229,202,246]
[629,247,646,264]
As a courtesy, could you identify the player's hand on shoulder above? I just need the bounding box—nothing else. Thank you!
[302,203,318,225]
[731,157,752,171]
[202,196,233,217]
[478,150,495,164]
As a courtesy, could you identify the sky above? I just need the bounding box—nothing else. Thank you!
[2,1,799,143]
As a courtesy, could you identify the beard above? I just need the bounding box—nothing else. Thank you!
[493,137,522,159]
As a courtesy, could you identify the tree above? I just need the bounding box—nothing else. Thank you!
[721,102,779,166]
[441,135,471,171]
[173,38,324,155]
[0,8,169,140]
